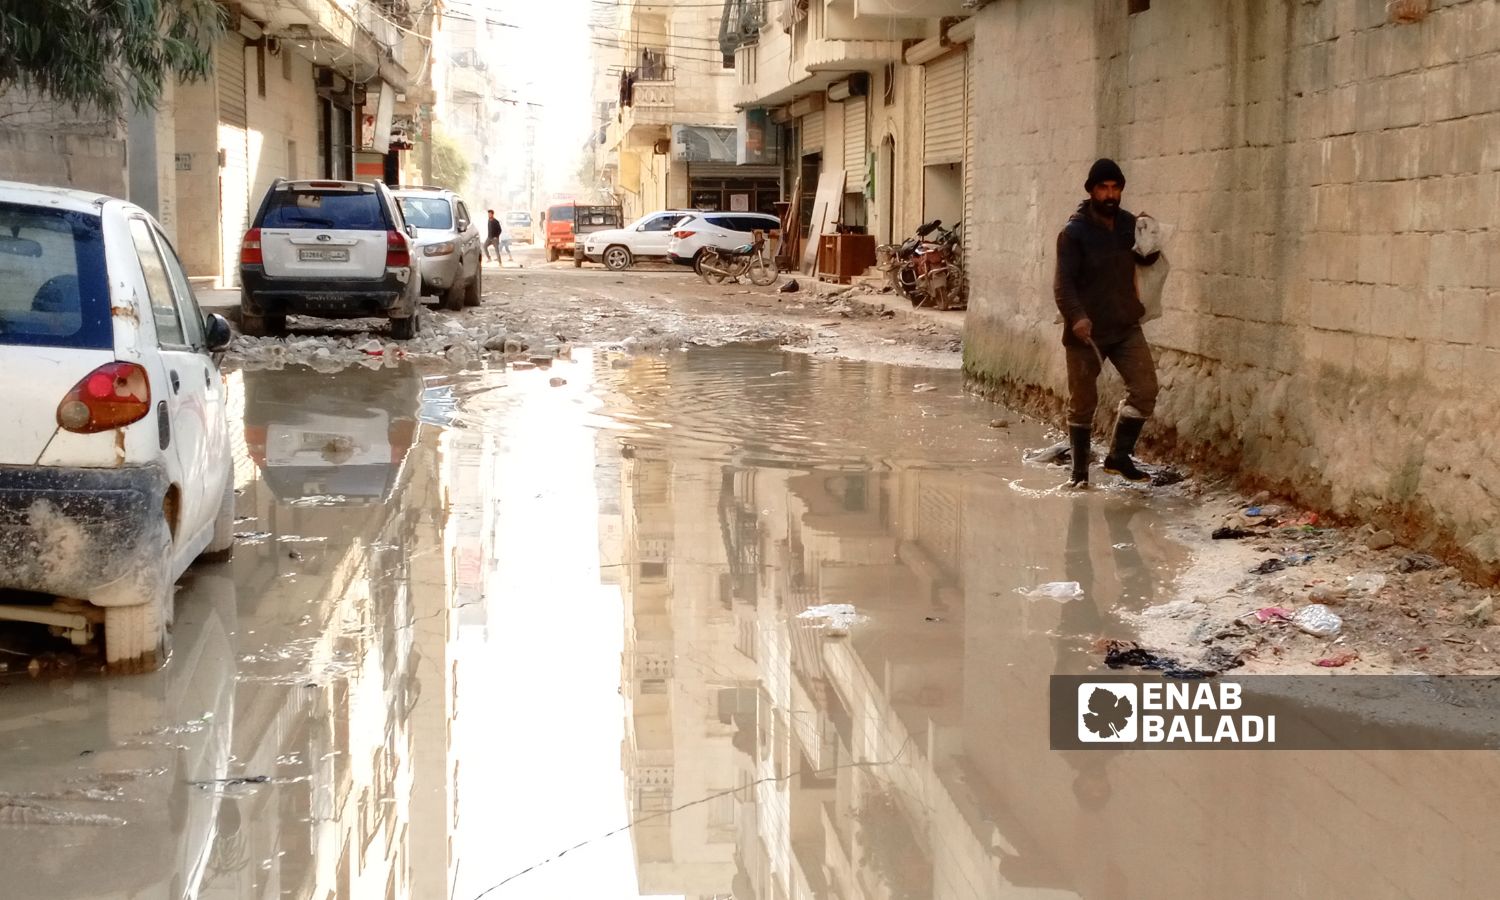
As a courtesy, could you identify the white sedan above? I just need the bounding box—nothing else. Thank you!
[0,180,236,668]
[580,210,698,270]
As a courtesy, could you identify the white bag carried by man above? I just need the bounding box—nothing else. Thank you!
[1132,214,1174,324]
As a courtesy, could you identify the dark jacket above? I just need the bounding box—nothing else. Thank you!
[1054,202,1158,346]
[488,217,502,239]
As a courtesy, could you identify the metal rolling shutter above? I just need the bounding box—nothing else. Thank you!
[688,163,782,180]
[962,49,975,297]
[217,34,247,128]
[842,96,867,194]
[802,110,825,155]
[217,33,249,285]
[923,50,965,165]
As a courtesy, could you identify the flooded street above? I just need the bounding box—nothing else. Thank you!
[3,337,1500,898]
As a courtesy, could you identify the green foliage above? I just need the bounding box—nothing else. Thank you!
[430,131,470,193]
[0,0,225,116]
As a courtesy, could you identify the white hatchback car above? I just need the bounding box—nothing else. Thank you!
[580,210,697,270]
[667,212,784,273]
[0,181,235,669]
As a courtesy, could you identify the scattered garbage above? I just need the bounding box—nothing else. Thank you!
[1397,553,1442,573]
[1024,441,1073,466]
[1463,596,1495,627]
[1254,606,1294,623]
[1244,505,1283,518]
[1314,651,1359,668]
[912,383,938,393]
[1251,554,1312,575]
[1212,526,1255,540]
[989,418,1011,429]
[1308,585,1345,605]
[1346,573,1388,595]
[1099,639,1235,679]
[1366,529,1397,551]
[1150,467,1187,487]
[1293,604,1343,637]
[1021,581,1084,601]
[796,604,867,636]
[548,377,568,387]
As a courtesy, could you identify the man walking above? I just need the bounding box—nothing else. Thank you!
[484,209,503,263]
[1054,158,1161,488]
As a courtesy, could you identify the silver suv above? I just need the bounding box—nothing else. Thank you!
[239,179,423,339]
[392,186,482,310]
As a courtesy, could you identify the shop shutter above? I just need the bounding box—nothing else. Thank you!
[217,34,247,129]
[687,163,782,180]
[802,110,825,155]
[842,96,868,194]
[962,48,976,298]
[923,49,965,165]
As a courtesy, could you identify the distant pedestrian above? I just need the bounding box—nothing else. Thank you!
[1054,158,1163,488]
[484,209,503,263]
[499,225,515,261]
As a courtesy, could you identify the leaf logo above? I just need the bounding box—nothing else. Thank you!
[1077,683,1138,742]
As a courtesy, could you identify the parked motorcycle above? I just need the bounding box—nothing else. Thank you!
[880,219,965,310]
[696,233,779,287]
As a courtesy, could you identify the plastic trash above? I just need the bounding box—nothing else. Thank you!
[1021,582,1084,601]
[1314,652,1358,667]
[913,383,938,393]
[1346,573,1388,595]
[1293,604,1343,637]
[1254,606,1293,623]
[796,604,867,635]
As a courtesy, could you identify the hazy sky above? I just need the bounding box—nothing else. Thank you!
[493,0,596,196]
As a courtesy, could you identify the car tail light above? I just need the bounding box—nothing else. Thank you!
[57,362,152,433]
[672,230,697,239]
[386,230,411,267]
[240,228,262,265]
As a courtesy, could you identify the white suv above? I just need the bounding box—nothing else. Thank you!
[580,210,697,270]
[667,212,783,273]
[0,181,235,668]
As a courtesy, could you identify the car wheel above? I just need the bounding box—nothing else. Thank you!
[604,246,633,271]
[104,585,168,672]
[199,469,235,563]
[547,247,560,263]
[390,313,420,340]
[441,278,465,311]
[240,311,286,337]
[464,268,483,307]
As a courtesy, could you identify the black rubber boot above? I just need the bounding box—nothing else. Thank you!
[1068,425,1092,488]
[1103,416,1150,482]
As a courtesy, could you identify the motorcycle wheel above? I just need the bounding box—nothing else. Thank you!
[697,252,730,285]
[747,255,777,287]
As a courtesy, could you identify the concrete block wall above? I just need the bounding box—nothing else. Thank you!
[0,91,126,196]
[964,0,1500,573]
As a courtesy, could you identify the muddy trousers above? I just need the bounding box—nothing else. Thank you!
[1065,326,1159,428]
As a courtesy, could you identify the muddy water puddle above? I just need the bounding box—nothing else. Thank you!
[0,348,1497,897]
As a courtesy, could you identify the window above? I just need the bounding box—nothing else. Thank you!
[456,201,471,231]
[0,203,111,349]
[287,139,298,180]
[1128,0,1150,12]
[154,229,206,348]
[256,44,267,97]
[547,205,575,222]
[642,215,681,232]
[260,188,386,230]
[128,218,186,346]
[398,197,454,230]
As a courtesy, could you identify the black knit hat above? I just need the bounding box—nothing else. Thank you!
[1085,158,1126,191]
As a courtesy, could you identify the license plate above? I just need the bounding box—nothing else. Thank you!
[299,248,349,262]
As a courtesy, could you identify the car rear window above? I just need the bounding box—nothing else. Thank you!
[705,215,738,230]
[260,189,389,230]
[548,206,574,223]
[506,212,531,225]
[0,202,111,349]
[398,197,453,230]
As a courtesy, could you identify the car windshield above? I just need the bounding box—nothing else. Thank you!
[398,197,453,230]
[548,206,574,223]
[506,212,531,225]
[0,202,112,349]
[261,189,387,230]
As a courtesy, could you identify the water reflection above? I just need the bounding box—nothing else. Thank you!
[602,348,1500,899]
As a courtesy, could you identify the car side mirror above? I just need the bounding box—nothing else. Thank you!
[205,313,232,352]
[458,219,469,232]
[405,224,418,240]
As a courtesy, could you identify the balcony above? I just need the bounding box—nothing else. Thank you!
[617,66,678,141]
